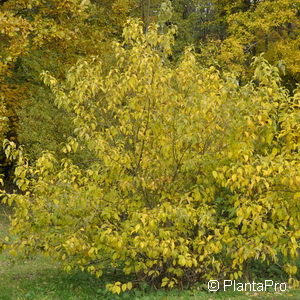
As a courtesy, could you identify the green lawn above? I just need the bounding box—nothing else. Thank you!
[1,205,300,300]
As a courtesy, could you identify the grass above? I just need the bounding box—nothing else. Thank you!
[1,205,300,300]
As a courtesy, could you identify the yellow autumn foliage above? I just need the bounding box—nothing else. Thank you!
[1,19,300,292]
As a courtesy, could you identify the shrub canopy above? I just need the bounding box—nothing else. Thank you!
[1,19,300,292]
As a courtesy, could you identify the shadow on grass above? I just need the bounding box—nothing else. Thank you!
[1,253,299,300]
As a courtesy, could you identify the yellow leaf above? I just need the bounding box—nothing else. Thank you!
[294,192,300,200]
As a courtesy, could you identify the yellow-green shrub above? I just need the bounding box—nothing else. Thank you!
[1,19,300,292]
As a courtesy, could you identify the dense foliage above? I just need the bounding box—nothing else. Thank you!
[1,19,300,292]
[1,0,299,163]
[1,0,300,294]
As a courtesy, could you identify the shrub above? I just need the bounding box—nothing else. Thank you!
[1,19,300,293]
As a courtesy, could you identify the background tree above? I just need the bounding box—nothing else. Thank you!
[1,0,137,169]
[224,0,300,87]
[0,8,32,184]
